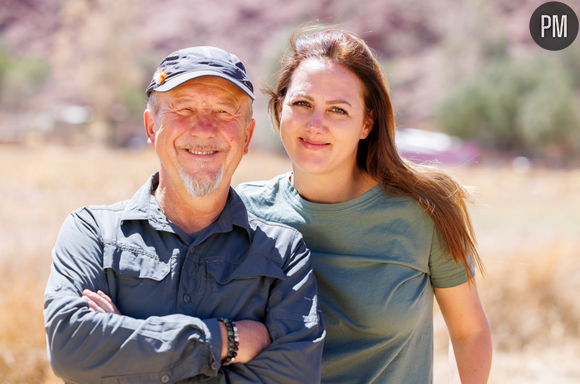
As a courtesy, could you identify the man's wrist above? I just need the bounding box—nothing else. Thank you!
[218,318,239,365]
[218,320,228,361]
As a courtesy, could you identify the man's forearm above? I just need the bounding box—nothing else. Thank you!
[79,283,321,384]
[45,293,221,384]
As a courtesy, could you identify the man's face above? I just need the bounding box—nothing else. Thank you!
[145,76,255,198]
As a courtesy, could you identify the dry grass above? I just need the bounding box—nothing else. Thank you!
[1,145,579,383]
[433,167,580,383]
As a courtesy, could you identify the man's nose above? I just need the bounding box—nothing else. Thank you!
[190,113,217,138]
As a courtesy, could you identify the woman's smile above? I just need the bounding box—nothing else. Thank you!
[299,137,330,149]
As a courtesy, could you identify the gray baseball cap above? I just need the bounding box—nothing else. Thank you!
[146,46,255,99]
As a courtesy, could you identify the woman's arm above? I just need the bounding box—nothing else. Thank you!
[434,281,492,384]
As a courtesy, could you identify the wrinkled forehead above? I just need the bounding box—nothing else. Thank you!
[167,76,250,102]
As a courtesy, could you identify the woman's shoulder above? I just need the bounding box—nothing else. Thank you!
[235,172,292,209]
[374,186,424,209]
[372,188,436,227]
[237,172,288,195]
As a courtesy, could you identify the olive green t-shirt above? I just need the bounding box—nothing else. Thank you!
[236,172,471,384]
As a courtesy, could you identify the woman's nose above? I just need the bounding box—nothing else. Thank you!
[305,110,326,134]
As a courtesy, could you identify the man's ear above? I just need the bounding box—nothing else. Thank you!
[360,110,374,140]
[243,119,256,155]
[144,109,156,146]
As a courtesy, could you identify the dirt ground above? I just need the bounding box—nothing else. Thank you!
[1,145,579,383]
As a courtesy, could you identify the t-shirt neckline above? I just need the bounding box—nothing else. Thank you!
[281,171,384,213]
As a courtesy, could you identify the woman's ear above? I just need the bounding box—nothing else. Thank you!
[360,110,374,140]
[275,98,285,137]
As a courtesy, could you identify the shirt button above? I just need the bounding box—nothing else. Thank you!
[183,295,191,303]
[160,374,170,383]
[54,284,62,292]
[189,249,194,253]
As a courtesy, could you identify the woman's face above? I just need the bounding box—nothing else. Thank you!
[279,58,373,179]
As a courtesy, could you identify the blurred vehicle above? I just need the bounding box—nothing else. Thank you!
[395,127,480,165]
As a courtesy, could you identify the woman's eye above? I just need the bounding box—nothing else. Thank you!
[293,100,310,107]
[330,107,348,115]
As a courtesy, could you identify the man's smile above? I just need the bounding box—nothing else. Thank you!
[186,149,219,155]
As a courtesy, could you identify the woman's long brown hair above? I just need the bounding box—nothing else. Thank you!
[265,26,484,279]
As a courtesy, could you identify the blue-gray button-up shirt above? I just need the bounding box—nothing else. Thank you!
[44,173,324,384]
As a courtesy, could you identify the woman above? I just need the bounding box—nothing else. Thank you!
[236,27,492,383]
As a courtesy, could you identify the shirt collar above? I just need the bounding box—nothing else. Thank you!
[120,172,251,239]
[216,186,252,239]
[119,173,157,222]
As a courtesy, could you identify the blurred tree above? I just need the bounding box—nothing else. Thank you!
[559,44,580,89]
[50,0,144,146]
[437,54,580,162]
[0,45,50,112]
[0,47,9,87]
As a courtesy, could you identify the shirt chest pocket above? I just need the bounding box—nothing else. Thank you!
[203,254,286,320]
[103,245,174,318]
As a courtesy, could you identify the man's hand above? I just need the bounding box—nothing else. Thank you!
[82,289,121,315]
[219,320,271,364]
[82,290,271,365]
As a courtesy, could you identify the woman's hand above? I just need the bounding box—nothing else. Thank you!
[82,289,121,315]
[435,281,492,384]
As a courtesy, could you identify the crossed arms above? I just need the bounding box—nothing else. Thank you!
[82,289,272,365]
[44,209,325,384]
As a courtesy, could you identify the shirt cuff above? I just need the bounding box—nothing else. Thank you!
[203,318,223,371]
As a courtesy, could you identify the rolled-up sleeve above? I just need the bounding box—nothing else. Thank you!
[44,210,221,384]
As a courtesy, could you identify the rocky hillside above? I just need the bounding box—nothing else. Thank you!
[0,0,578,147]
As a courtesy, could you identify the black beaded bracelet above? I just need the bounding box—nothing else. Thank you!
[218,317,239,366]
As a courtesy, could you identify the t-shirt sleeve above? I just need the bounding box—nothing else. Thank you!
[428,225,474,288]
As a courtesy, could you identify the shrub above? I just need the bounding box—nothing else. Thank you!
[0,46,50,111]
[437,55,580,160]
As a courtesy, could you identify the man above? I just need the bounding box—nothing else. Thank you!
[44,46,324,384]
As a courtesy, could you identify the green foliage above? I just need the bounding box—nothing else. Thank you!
[437,55,580,157]
[559,44,580,89]
[121,83,147,119]
[0,47,10,84]
[0,46,50,111]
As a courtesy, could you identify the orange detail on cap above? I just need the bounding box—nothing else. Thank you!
[154,69,167,86]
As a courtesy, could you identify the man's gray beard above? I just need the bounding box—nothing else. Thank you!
[178,164,224,199]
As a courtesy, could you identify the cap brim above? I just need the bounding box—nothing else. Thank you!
[154,70,255,100]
